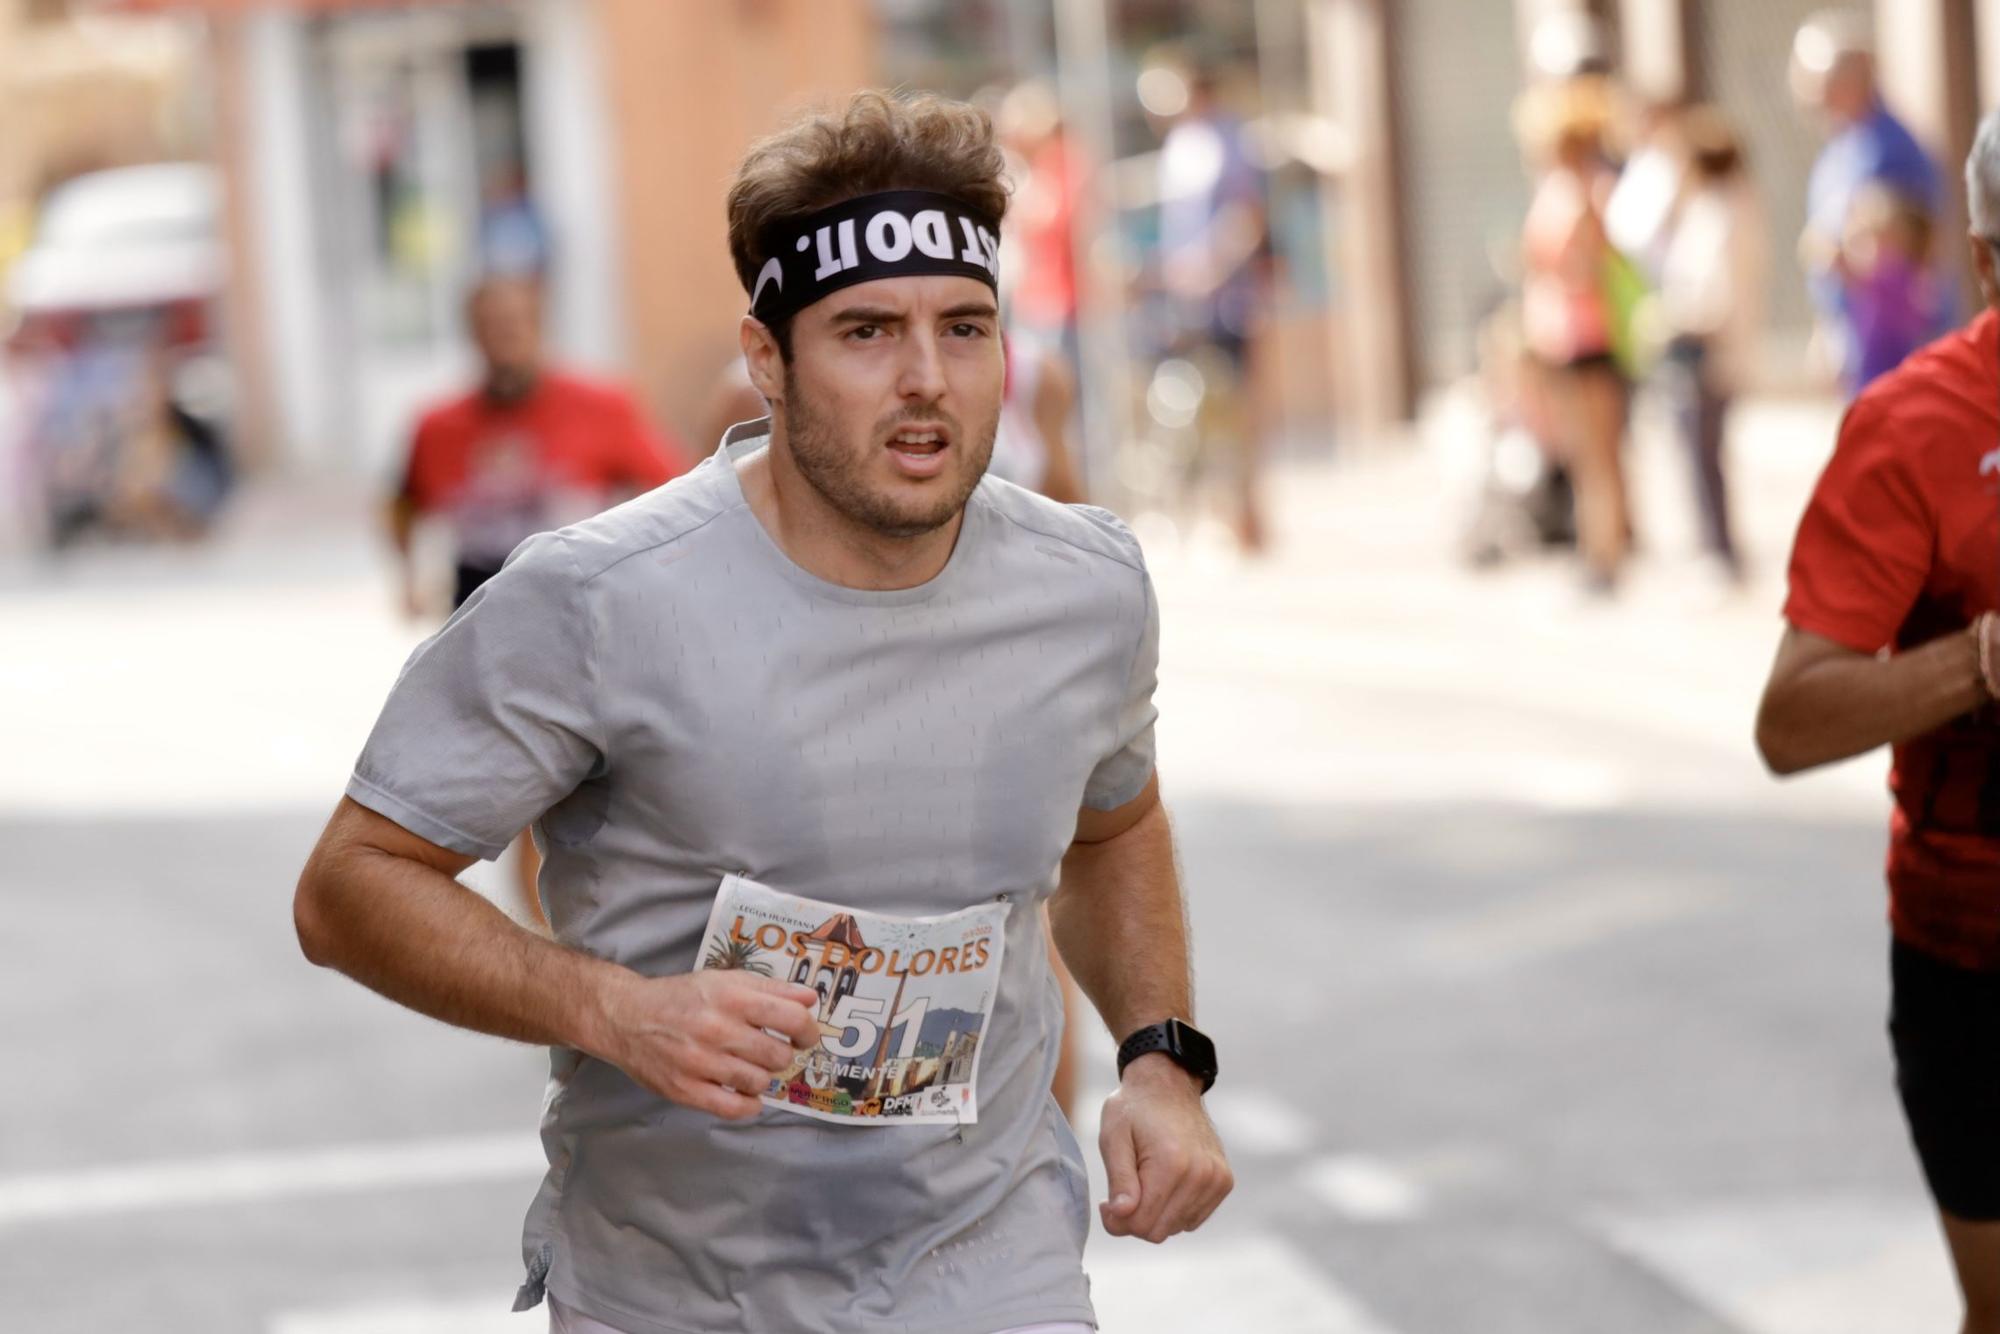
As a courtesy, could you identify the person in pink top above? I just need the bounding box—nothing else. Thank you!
[1516,78,1631,595]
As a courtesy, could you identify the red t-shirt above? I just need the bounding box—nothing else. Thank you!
[1013,137,1084,329]
[1784,308,2000,970]
[401,370,685,568]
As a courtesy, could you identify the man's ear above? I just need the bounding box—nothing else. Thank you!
[740,317,784,401]
[1968,233,1996,308]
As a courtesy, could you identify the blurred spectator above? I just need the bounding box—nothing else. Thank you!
[997,81,1088,374]
[1516,78,1632,595]
[26,335,230,546]
[991,340,1087,505]
[1838,182,1948,391]
[1607,100,1687,281]
[392,277,686,616]
[1143,48,1271,553]
[1791,9,1948,395]
[1656,104,1766,584]
[389,274,686,926]
[476,165,552,279]
[6,162,233,549]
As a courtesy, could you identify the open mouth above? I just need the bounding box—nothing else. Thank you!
[885,425,952,477]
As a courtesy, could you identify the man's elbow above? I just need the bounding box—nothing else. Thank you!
[1756,730,1807,777]
[1754,700,1813,777]
[293,857,342,968]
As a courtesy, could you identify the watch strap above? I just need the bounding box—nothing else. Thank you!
[1116,1019,1216,1093]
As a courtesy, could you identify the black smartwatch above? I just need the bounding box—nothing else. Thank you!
[1116,1018,1217,1094]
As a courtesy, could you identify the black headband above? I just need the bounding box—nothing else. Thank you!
[748,189,1001,324]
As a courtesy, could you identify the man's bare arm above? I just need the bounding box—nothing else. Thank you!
[296,797,819,1118]
[297,797,609,1044]
[1049,773,1189,1042]
[1755,623,1989,775]
[1049,772,1231,1243]
[386,494,426,619]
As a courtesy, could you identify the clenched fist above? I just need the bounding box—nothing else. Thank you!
[1098,1055,1233,1243]
[592,969,822,1120]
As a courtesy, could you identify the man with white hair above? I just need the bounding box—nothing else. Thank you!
[1791,8,1949,394]
[1757,104,2000,1334]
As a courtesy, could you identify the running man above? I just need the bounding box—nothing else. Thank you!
[299,90,1230,1333]
[1756,105,2000,1334]
[388,275,684,926]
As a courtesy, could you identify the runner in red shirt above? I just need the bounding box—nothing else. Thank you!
[1757,114,2000,1329]
[393,277,685,613]
[389,275,686,924]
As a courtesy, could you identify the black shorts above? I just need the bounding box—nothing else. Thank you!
[1538,349,1626,380]
[1890,937,2000,1220]
[453,562,502,611]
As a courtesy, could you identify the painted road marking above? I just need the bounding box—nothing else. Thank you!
[1600,1193,1959,1334]
[1202,1086,1318,1157]
[1303,1154,1428,1223]
[0,1132,542,1227]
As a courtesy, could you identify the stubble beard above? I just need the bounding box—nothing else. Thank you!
[781,365,997,539]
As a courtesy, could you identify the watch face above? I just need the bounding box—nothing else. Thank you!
[1168,1018,1218,1080]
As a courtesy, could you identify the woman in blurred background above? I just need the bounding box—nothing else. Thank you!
[1516,80,1631,596]
[1656,103,1764,588]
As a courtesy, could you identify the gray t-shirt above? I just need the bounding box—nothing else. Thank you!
[345,420,1159,1334]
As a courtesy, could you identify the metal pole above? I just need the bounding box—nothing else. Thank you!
[1053,0,1134,506]
[999,0,1047,80]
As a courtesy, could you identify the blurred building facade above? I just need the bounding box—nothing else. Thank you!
[106,0,871,480]
[18,0,1996,483]
[0,1,205,274]
[1406,0,1995,392]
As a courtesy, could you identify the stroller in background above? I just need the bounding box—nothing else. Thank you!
[1459,291,1577,567]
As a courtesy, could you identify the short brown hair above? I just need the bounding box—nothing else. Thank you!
[726,90,1009,348]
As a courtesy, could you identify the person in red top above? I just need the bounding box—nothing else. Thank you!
[394,276,684,613]
[1757,109,2000,1334]
[389,275,685,923]
[997,81,1086,364]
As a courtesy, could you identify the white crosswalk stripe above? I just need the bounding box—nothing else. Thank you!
[1302,1154,1428,1223]
[0,1133,543,1226]
[1598,1193,1961,1334]
[1201,1086,1319,1157]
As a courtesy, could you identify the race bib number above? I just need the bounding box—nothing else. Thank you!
[695,874,1009,1126]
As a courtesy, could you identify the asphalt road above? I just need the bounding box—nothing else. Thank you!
[3,397,1965,1332]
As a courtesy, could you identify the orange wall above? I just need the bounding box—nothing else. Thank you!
[596,0,877,444]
